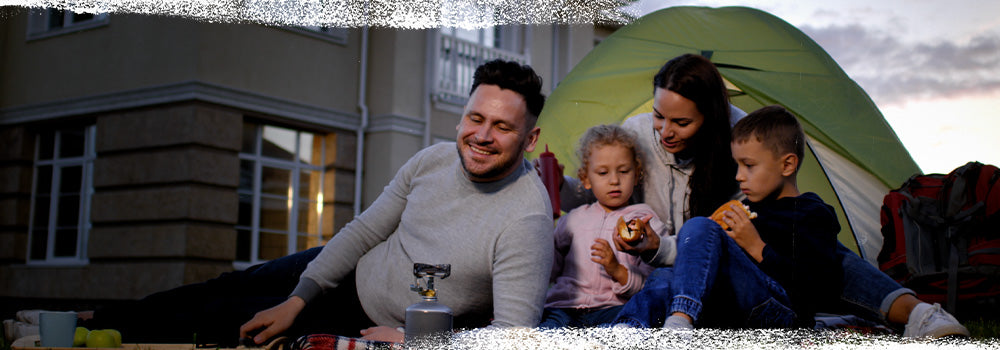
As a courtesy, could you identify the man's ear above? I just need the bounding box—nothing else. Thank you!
[781,153,799,177]
[523,126,540,153]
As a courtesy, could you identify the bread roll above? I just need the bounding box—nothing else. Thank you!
[710,200,757,230]
[616,216,645,244]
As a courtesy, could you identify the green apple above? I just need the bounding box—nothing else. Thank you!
[85,329,116,348]
[104,329,122,347]
[74,327,89,347]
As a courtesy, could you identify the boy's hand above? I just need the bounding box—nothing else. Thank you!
[592,238,628,285]
[721,204,766,262]
[611,215,659,256]
[360,326,404,343]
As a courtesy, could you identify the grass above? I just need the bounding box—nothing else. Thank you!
[967,318,1000,339]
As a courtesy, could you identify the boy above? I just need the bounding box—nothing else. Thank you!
[615,105,842,329]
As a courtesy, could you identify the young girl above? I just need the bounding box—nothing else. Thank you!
[539,124,667,328]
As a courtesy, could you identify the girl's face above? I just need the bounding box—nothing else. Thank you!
[652,88,704,154]
[582,144,639,212]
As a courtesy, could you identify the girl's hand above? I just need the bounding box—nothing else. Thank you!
[592,238,628,285]
[721,204,766,262]
[611,215,659,256]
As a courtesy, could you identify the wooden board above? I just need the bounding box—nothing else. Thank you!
[13,341,248,350]
[15,344,207,350]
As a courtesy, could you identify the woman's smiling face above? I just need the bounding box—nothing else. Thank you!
[651,87,704,154]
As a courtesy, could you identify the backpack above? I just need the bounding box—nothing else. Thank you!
[878,161,1000,320]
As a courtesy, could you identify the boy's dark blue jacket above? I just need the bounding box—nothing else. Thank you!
[746,192,842,327]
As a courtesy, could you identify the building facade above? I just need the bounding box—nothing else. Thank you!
[0,6,616,305]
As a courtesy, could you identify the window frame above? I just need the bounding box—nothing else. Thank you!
[433,25,529,108]
[281,26,349,46]
[26,125,96,265]
[236,123,328,268]
[26,8,110,41]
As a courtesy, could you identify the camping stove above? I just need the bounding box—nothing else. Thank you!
[404,263,453,345]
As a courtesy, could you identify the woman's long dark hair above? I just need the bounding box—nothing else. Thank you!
[653,54,739,217]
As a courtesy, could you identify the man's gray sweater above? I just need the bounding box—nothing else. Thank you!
[292,142,554,329]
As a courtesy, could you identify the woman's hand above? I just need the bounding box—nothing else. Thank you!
[721,203,765,262]
[591,238,628,285]
[239,296,306,345]
[611,215,659,256]
[360,326,404,343]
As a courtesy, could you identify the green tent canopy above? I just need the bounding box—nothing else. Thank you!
[529,6,920,263]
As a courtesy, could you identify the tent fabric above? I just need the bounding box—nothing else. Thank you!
[808,137,891,264]
[529,6,920,260]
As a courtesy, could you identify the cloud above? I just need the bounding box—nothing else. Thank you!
[800,24,1000,105]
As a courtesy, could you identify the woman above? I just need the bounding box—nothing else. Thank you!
[559,54,968,337]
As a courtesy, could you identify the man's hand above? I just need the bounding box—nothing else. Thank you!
[720,203,765,262]
[239,296,306,345]
[360,326,404,343]
[611,215,659,256]
[591,238,627,285]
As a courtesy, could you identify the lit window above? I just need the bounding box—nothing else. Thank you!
[28,125,96,264]
[27,8,109,40]
[237,122,335,266]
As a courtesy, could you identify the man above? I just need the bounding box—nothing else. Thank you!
[240,59,554,344]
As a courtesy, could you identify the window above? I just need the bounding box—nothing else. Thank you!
[27,8,109,40]
[238,122,335,266]
[283,26,349,45]
[28,125,96,264]
[435,25,528,105]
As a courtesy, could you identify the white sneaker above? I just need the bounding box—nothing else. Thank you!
[902,303,970,338]
[662,315,693,330]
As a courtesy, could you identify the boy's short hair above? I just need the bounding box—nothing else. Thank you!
[731,105,805,171]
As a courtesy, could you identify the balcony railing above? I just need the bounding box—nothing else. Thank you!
[434,33,527,106]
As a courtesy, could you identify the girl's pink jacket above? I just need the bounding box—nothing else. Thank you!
[544,203,668,310]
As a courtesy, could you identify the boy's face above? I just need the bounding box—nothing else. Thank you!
[582,144,639,212]
[731,138,794,202]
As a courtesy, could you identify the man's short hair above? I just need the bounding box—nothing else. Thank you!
[732,105,805,169]
[470,59,545,123]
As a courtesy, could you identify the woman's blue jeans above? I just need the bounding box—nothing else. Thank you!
[614,217,796,328]
[829,242,913,322]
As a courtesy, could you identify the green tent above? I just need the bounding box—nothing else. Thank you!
[530,6,920,263]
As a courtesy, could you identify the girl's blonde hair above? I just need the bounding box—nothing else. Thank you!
[575,124,645,184]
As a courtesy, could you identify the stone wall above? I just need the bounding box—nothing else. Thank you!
[0,102,244,299]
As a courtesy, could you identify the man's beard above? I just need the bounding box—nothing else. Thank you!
[456,141,525,182]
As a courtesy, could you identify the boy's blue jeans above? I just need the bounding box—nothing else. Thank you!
[614,218,914,328]
[615,217,797,328]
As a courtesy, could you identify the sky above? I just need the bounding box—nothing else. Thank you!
[627,0,1000,175]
